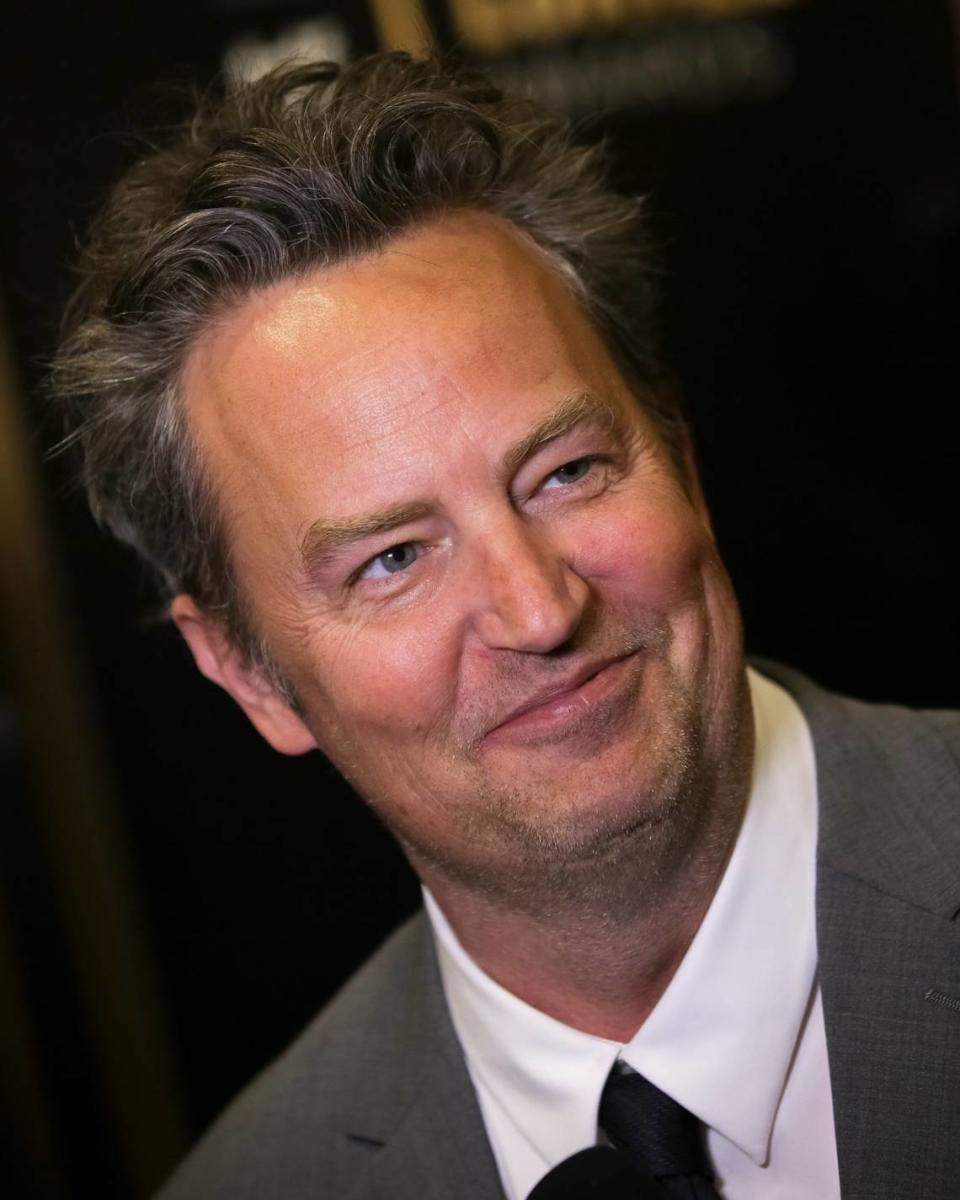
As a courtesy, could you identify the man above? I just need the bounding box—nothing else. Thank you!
[53,53,959,1199]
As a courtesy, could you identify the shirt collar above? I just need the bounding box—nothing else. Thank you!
[426,667,819,1172]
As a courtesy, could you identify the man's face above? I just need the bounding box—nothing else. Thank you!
[178,213,746,902]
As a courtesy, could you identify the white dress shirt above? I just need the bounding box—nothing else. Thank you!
[424,668,841,1199]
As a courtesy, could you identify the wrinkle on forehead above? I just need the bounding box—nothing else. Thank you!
[177,211,627,574]
[182,212,587,430]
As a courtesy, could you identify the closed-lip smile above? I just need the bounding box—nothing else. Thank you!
[483,651,642,744]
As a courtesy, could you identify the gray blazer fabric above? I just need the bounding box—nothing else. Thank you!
[158,666,960,1199]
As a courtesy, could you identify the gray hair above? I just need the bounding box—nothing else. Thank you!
[52,51,676,677]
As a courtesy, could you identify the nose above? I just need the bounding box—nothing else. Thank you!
[467,517,590,654]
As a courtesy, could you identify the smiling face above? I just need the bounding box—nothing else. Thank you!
[175,212,749,910]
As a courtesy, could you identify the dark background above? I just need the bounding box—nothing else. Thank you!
[1,1,957,1196]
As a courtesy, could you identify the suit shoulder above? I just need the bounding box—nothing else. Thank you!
[812,686,960,790]
[753,659,960,769]
[155,911,434,1200]
[920,708,960,759]
[756,660,960,912]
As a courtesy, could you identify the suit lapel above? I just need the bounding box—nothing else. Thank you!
[763,664,960,1199]
[817,865,960,1199]
[338,917,504,1200]
[342,1040,504,1200]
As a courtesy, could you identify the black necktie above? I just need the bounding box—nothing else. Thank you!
[599,1063,723,1200]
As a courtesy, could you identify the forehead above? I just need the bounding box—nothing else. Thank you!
[180,212,631,561]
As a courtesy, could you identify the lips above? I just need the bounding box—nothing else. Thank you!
[482,651,641,744]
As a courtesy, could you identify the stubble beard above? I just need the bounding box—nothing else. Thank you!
[399,661,726,930]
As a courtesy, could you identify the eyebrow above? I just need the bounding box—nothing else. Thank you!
[299,391,621,574]
[501,390,620,476]
[299,501,433,574]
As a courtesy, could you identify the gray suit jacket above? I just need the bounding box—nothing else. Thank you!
[158,666,960,1199]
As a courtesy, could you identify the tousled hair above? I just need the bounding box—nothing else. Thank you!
[52,51,675,677]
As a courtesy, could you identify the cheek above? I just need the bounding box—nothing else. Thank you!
[575,495,710,607]
[308,616,461,745]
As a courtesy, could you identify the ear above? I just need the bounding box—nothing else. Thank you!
[171,595,317,756]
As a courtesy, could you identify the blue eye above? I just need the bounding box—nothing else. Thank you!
[543,457,593,488]
[361,542,419,580]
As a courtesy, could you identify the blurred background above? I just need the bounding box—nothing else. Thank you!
[0,1,957,1195]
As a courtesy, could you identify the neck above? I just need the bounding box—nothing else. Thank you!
[419,704,754,1042]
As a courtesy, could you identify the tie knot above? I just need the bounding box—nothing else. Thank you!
[599,1064,714,1184]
